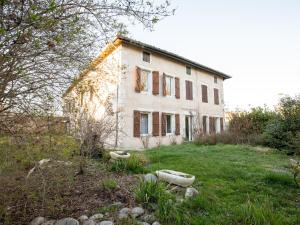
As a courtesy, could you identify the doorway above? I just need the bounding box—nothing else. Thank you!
[185,116,193,141]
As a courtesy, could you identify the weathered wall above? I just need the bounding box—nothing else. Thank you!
[117,44,225,149]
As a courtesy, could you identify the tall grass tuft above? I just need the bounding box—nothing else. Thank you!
[110,155,147,174]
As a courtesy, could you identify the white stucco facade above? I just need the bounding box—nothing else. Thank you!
[63,37,230,150]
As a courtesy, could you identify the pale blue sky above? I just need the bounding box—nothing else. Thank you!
[128,0,300,110]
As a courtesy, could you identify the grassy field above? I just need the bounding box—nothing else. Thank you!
[145,144,300,225]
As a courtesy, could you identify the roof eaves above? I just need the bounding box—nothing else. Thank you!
[116,35,232,79]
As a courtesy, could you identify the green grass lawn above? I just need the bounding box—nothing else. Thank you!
[145,144,300,225]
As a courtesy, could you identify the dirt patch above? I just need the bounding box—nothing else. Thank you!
[0,160,138,225]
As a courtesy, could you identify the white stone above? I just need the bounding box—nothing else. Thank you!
[185,187,199,198]
[131,207,144,218]
[54,218,79,225]
[30,217,46,225]
[90,213,104,221]
[78,215,88,223]
[152,222,161,225]
[82,219,96,225]
[144,174,157,183]
[140,214,156,224]
[98,221,113,225]
[41,220,56,225]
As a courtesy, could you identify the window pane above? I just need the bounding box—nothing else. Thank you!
[141,70,148,91]
[166,115,172,133]
[143,51,150,62]
[186,66,191,75]
[166,76,172,96]
[141,114,148,134]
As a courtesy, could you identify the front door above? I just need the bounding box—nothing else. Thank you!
[185,116,193,141]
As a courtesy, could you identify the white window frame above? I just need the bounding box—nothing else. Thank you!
[164,74,175,98]
[165,114,175,135]
[140,111,152,136]
[139,66,152,95]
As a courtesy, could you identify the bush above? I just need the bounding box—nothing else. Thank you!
[102,179,118,190]
[229,107,276,137]
[135,180,167,205]
[263,95,300,152]
[110,155,146,174]
[194,132,264,146]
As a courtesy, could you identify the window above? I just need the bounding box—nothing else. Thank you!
[202,116,207,134]
[166,114,172,133]
[214,76,218,83]
[201,85,208,103]
[214,88,219,105]
[185,80,193,100]
[140,113,149,134]
[165,76,173,96]
[143,51,150,63]
[140,69,150,92]
[186,66,191,75]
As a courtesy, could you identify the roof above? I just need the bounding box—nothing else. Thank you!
[117,35,232,79]
[63,36,231,97]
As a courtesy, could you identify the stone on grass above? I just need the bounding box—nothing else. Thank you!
[82,219,96,225]
[54,218,79,225]
[185,187,199,199]
[144,174,157,183]
[90,213,104,221]
[138,222,150,225]
[131,207,144,218]
[29,217,46,225]
[78,215,88,223]
[118,207,130,219]
[98,221,114,225]
[140,214,156,224]
[41,220,56,225]
[152,222,161,225]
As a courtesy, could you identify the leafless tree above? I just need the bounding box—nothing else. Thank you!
[0,0,174,128]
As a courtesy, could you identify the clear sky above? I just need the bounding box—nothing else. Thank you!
[127,0,300,111]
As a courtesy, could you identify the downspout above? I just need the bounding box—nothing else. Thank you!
[115,84,119,149]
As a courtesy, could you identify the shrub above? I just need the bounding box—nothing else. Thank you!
[194,132,264,146]
[135,180,167,205]
[110,155,146,174]
[102,179,118,190]
[156,193,192,225]
[229,107,276,137]
[263,96,300,153]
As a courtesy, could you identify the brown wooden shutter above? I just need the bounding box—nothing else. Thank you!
[202,115,207,134]
[162,73,166,96]
[175,77,180,99]
[175,114,180,135]
[152,71,159,95]
[161,113,166,136]
[202,85,208,103]
[133,110,140,137]
[185,80,189,100]
[152,112,159,136]
[214,88,219,105]
[135,67,141,93]
[189,81,193,100]
[220,117,224,132]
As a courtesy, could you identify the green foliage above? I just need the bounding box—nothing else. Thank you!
[263,173,295,187]
[135,180,167,205]
[263,95,300,152]
[102,179,117,190]
[229,106,276,136]
[194,132,264,146]
[110,155,146,174]
[233,199,285,225]
[145,144,300,224]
